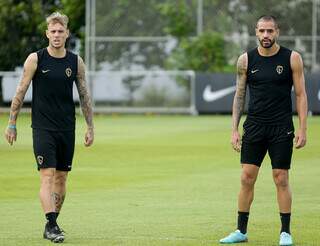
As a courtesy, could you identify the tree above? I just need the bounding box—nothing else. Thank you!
[0,0,85,103]
[157,0,196,39]
[157,1,234,72]
[166,32,234,72]
[0,0,316,73]
[61,0,85,55]
[0,0,46,70]
[201,0,315,69]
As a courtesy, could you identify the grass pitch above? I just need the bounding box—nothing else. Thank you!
[0,114,319,246]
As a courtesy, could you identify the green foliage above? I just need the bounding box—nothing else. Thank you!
[228,0,313,36]
[61,0,85,35]
[0,0,85,71]
[61,0,85,55]
[167,32,233,72]
[0,0,46,70]
[157,1,196,38]
[157,1,234,73]
[0,0,314,73]
[0,0,85,104]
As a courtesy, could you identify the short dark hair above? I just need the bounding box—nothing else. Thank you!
[256,15,279,29]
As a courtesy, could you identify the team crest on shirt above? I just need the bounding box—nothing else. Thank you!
[37,155,44,165]
[276,65,283,74]
[65,67,72,77]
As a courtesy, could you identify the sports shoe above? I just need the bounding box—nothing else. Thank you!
[220,230,248,244]
[279,232,293,246]
[43,223,65,243]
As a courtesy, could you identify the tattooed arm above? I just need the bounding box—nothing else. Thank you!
[5,53,37,145]
[231,53,248,152]
[76,56,94,147]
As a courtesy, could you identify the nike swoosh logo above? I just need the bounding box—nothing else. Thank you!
[287,131,293,135]
[203,85,236,102]
[42,69,50,73]
[251,69,259,74]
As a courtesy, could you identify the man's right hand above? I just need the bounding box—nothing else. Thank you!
[5,125,17,146]
[231,130,241,152]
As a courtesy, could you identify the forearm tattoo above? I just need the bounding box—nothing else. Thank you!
[232,56,247,129]
[9,68,29,124]
[76,58,94,128]
[52,192,66,213]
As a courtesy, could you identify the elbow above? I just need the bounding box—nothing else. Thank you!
[295,91,307,102]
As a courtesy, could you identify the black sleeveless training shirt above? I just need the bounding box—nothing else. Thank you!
[31,48,78,131]
[246,46,293,125]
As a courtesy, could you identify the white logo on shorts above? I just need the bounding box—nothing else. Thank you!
[37,155,44,165]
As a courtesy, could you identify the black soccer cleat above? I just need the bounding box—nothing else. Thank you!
[43,223,65,243]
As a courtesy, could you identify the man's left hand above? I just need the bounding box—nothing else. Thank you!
[84,127,94,147]
[295,128,306,149]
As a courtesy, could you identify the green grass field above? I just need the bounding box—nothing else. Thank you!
[0,114,319,246]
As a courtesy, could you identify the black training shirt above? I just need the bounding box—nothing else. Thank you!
[246,46,293,125]
[31,48,78,131]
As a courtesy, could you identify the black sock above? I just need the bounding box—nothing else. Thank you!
[55,212,60,220]
[45,212,57,228]
[280,212,291,234]
[237,211,249,234]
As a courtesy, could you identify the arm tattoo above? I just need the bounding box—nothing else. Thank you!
[232,56,247,130]
[9,68,30,124]
[76,58,94,128]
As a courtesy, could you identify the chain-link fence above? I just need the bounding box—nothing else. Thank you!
[86,0,320,72]
[2,1,319,113]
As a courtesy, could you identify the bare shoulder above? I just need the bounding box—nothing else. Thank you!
[77,55,83,62]
[77,55,85,66]
[290,50,303,70]
[291,50,302,59]
[237,53,248,72]
[24,52,38,72]
[77,55,86,73]
[25,52,38,65]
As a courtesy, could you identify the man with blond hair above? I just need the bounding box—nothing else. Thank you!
[5,12,94,243]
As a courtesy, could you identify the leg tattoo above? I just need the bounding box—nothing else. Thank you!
[52,192,66,213]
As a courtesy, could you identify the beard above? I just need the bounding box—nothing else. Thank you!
[259,38,275,48]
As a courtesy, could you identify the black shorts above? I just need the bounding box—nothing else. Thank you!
[33,129,75,171]
[240,120,294,169]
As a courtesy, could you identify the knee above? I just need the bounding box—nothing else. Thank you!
[54,173,67,186]
[40,169,55,186]
[241,172,256,188]
[273,171,289,188]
